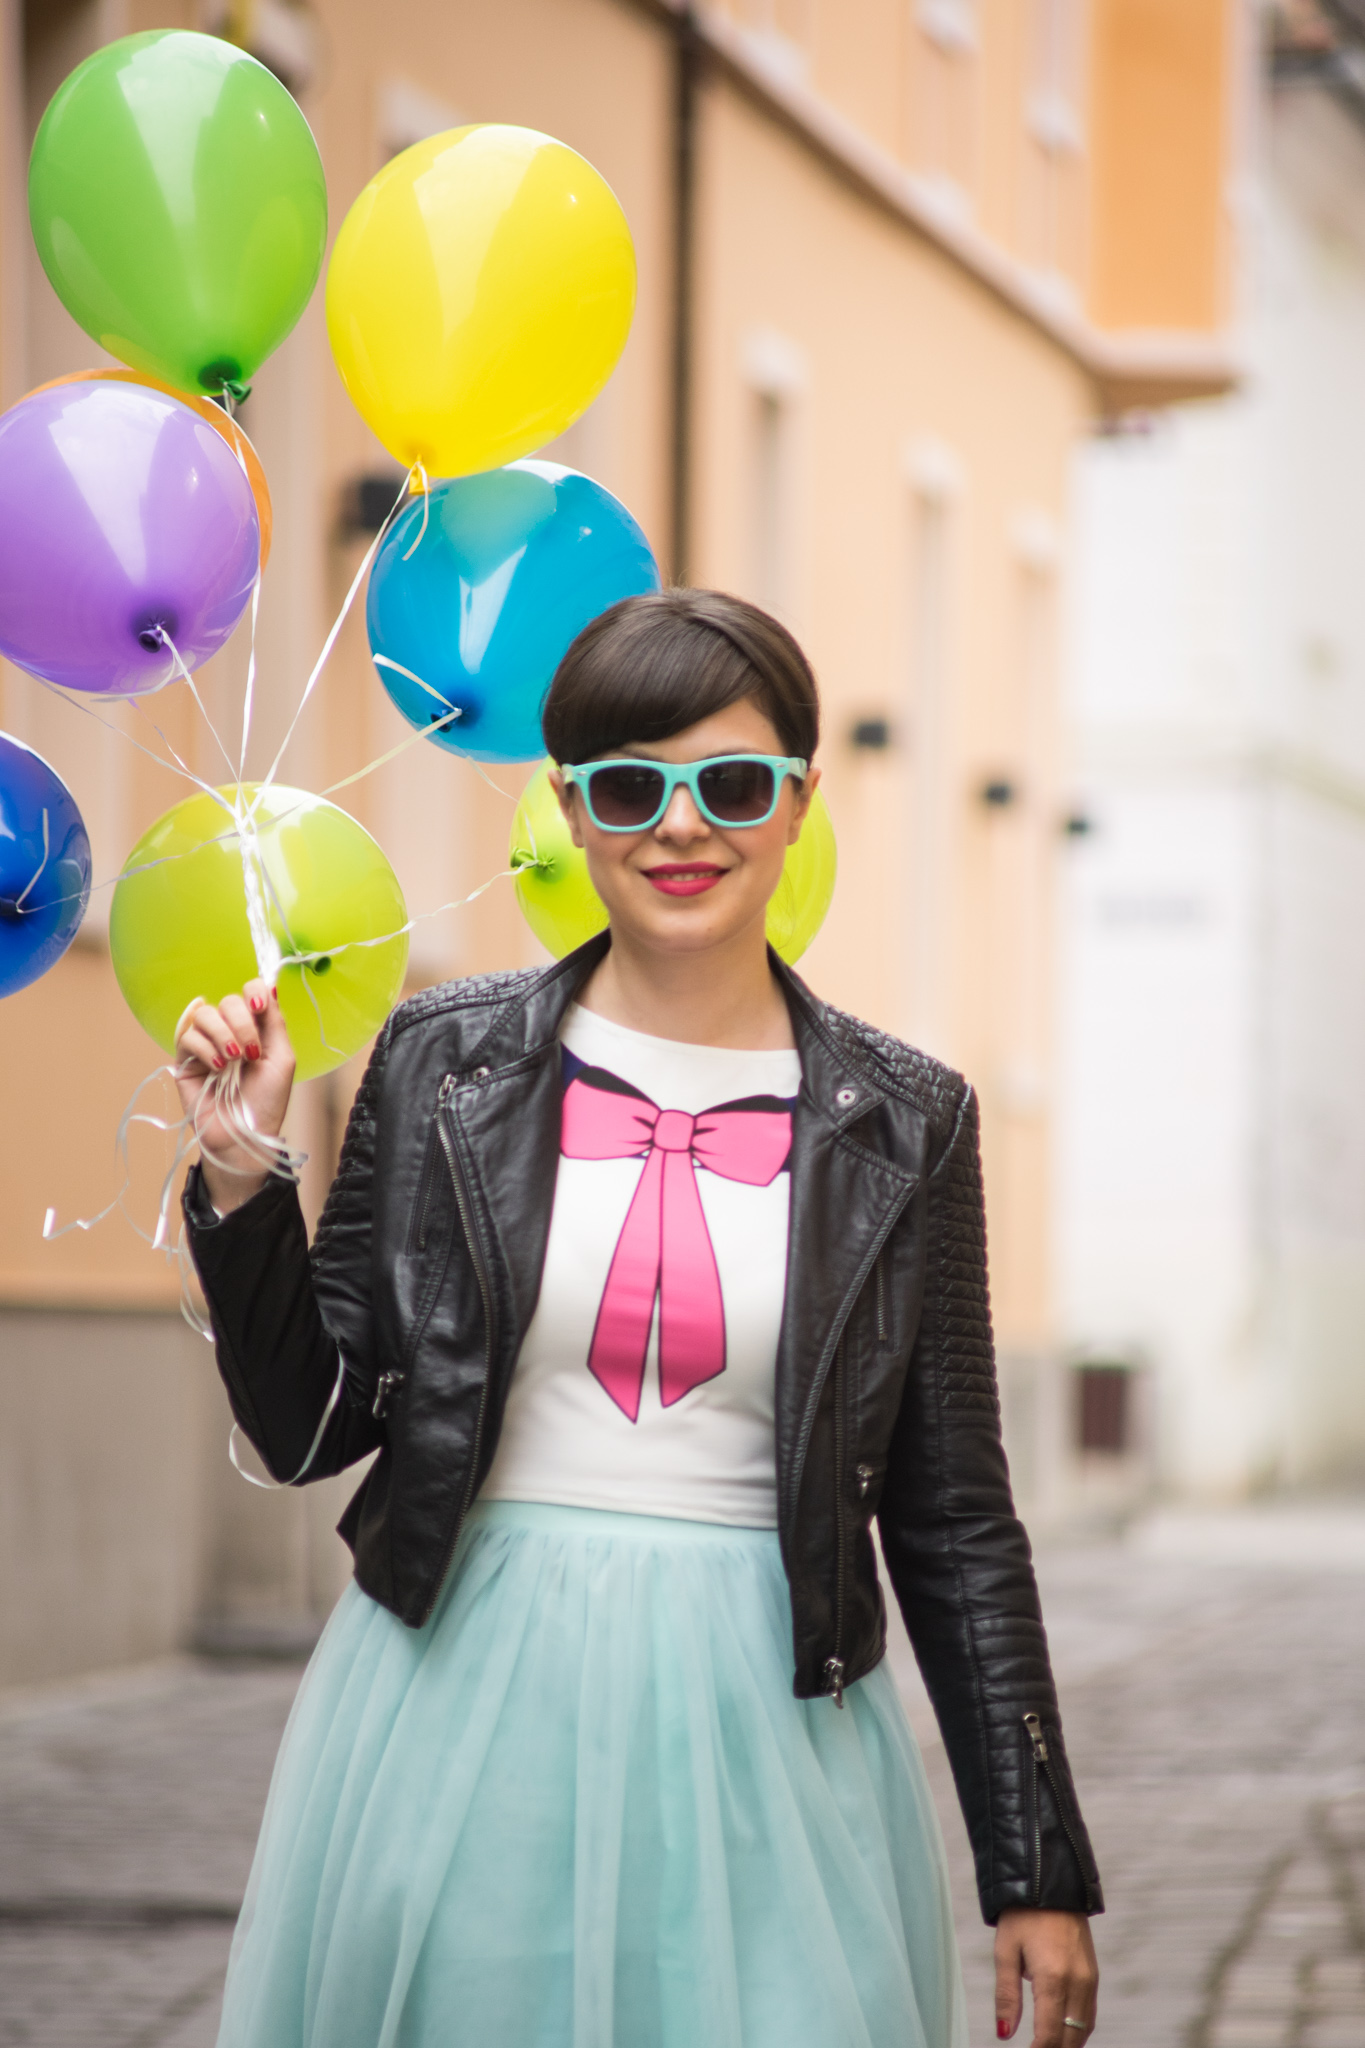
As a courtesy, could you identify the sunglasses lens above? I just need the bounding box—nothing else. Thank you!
[697,759,776,822]
[586,764,667,828]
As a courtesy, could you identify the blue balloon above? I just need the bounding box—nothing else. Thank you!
[0,732,92,996]
[366,460,662,763]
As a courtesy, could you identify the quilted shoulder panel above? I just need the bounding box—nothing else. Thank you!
[928,1087,999,1415]
[820,1003,967,1148]
[385,965,548,1042]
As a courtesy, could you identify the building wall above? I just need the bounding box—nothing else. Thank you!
[0,0,1238,1681]
[1059,80,1365,1499]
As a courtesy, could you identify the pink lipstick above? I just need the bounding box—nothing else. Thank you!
[643,864,726,897]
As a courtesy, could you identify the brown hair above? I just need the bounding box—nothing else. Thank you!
[540,589,820,765]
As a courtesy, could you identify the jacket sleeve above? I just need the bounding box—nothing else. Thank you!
[182,1030,391,1485]
[876,1084,1104,1925]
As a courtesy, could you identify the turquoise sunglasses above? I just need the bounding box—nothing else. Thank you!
[561,752,808,832]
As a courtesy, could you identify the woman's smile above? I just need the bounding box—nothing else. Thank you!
[641,862,727,896]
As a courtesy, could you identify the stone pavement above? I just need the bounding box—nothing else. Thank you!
[2,1502,1362,2047]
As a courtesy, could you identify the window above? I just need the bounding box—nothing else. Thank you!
[1075,1364,1132,1455]
[909,0,980,214]
[741,328,807,625]
[903,438,963,1053]
[1029,0,1084,154]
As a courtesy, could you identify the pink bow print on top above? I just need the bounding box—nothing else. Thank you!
[560,1067,793,1421]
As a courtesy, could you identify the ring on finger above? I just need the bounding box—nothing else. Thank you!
[1063,2023,1087,2034]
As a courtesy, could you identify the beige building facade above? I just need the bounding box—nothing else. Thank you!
[0,0,1240,1682]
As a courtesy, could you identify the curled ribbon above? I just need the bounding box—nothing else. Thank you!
[560,1070,792,1421]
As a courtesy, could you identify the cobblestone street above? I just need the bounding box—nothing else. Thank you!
[2,1504,1362,2048]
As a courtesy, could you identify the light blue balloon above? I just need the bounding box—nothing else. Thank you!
[366,460,662,764]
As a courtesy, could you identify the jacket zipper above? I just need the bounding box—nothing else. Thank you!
[372,1369,404,1420]
[824,1334,848,1707]
[785,1191,915,1537]
[409,1118,443,1254]
[874,1254,888,1344]
[1023,1711,1091,1901]
[419,1072,497,1624]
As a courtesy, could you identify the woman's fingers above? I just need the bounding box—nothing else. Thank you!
[255,983,296,1077]
[994,1909,1098,2048]
[994,1918,1024,2039]
[178,1024,228,1074]
[176,1000,237,1068]
[217,990,260,1061]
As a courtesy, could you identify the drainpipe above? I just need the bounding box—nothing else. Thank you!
[671,6,700,586]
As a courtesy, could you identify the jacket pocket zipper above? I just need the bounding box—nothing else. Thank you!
[420,1073,497,1624]
[1023,1711,1091,1900]
[372,1369,405,1420]
[407,1117,444,1255]
[825,1334,848,1707]
[874,1254,889,1344]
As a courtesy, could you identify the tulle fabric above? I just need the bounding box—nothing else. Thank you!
[216,1501,966,2048]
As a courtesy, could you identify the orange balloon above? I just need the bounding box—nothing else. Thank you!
[26,367,273,568]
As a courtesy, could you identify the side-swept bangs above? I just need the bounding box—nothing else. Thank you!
[541,589,820,765]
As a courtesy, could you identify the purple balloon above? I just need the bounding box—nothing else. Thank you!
[0,380,260,697]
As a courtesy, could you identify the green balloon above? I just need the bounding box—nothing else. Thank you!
[110,785,409,1083]
[29,30,327,398]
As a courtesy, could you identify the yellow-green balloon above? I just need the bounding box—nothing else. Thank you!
[511,763,610,957]
[510,762,837,963]
[110,785,408,1081]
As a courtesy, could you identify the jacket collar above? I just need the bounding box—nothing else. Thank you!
[460,932,893,1140]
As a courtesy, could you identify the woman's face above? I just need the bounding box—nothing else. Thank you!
[551,697,819,957]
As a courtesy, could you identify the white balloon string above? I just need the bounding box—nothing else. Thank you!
[228,1348,347,1491]
[10,808,50,910]
[238,573,262,779]
[320,706,462,796]
[253,849,339,1056]
[30,817,308,916]
[370,651,459,713]
[153,625,243,795]
[125,690,238,817]
[400,463,430,562]
[233,787,284,985]
[252,464,420,812]
[270,863,533,973]
[33,674,231,806]
[468,756,521,802]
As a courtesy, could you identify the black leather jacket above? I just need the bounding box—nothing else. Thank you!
[186,936,1102,1926]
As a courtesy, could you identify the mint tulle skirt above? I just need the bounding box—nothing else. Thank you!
[216,1501,966,2048]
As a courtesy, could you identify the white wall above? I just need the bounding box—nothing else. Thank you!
[1057,84,1365,1499]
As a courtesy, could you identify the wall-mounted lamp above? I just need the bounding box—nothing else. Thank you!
[849,717,893,751]
[340,473,408,537]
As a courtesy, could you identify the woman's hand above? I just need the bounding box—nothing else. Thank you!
[174,979,296,1215]
[994,1908,1098,2045]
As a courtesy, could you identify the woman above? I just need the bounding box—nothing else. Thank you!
[180,590,1102,2048]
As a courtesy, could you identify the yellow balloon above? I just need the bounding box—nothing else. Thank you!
[510,764,837,964]
[110,785,409,1082]
[326,125,637,478]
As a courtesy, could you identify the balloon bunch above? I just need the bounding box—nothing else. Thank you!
[1,29,836,1266]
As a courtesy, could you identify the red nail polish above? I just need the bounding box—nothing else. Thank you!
[211,1055,225,1071]
[225,1041,241,1058]
[245,1045,260,1062]
[250,996,266,1015]
[997,2026,1011,2041]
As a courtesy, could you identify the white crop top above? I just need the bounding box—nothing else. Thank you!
[478,1004,802,1527]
